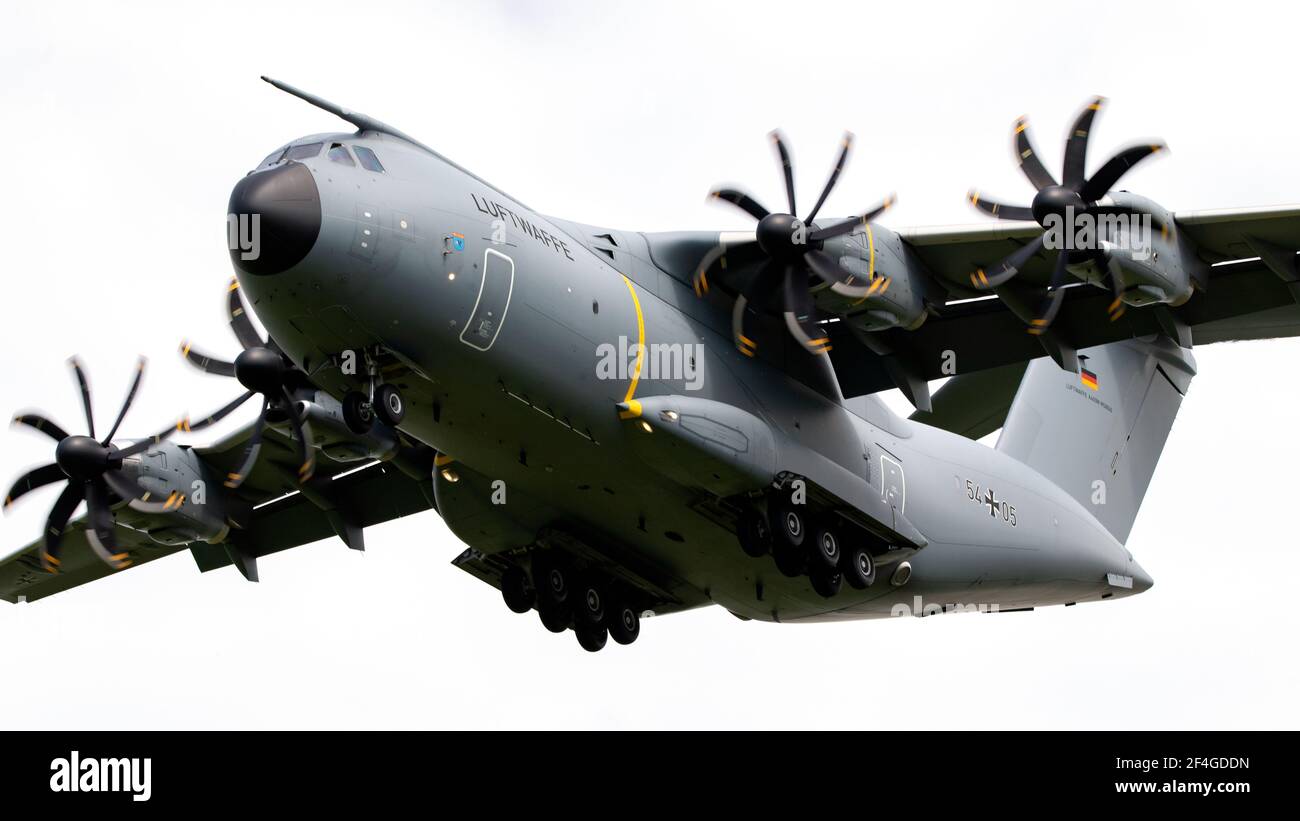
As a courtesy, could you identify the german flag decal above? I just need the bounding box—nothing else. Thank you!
[1080,366,1099,391]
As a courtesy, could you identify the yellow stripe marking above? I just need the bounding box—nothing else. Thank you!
[617,399,643,420]
[621,275,644,405]
[228,279,240,292]
[434,454,456,467]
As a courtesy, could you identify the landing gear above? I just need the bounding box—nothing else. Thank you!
[574,576,606,626]
[538,603,570,633]
[841,542,877,590]
[809,518,842,571]
[374,384,405,426]
[810,567,843,599]
[771,498,806,550]
[533,553,570,609]
[342,391,374,434]
[575,624,608,652]
[737,504,771,558]
[500,565,535,613]
[608,602,640,645]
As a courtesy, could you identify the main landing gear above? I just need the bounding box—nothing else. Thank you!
[736,489,881,599]
[499,553,642,652]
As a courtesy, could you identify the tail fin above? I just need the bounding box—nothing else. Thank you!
[996,337,1196,544]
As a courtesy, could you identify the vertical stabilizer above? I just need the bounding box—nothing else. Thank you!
[996,337,1195,544]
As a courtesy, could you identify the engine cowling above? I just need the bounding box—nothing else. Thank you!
[121,442,232,546]
[813,226,932,333]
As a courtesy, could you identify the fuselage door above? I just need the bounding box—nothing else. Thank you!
[459,248,515,351]
[879,452,906,515]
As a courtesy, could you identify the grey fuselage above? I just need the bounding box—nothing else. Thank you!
[233,130,1151,623]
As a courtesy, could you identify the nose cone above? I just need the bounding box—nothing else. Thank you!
[1129,558,1155,594]
[228,161,321,276]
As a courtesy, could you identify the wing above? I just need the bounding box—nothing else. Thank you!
[0,420,439,603]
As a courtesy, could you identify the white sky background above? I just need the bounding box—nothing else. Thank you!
[1,0,1297,729]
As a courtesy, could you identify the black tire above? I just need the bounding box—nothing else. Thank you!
[770,497,806,550]
[841,544,877,590]
[772,540,805,578]
[532,554,569,608]
[737,504,771,558]
[608,602,640,645]
[374,384,406,426]
[575,577,606,626]
[575,624,608,652]
[341,391,374,434]
[809,519,842,571]
[500,565,534,614]
[538,602,570,633]
[810,568,842,599]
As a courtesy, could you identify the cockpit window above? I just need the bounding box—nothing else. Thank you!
[260,147,287,167]
[327,143,355,166]
[283,142,323,161]
[354,146,385,173]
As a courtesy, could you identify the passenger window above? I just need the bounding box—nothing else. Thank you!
[283,142,323,161]
[354,146,385,173]
[328,143,355,166]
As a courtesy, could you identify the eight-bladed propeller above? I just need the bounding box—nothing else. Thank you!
[967,97,1166,332]
[179,278,315,489]
[694,130,895,356]
[4,357,181,573]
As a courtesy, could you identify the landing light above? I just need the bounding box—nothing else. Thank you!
[639,421,653,434]
[440,468,460,483]
[661,410,679,422]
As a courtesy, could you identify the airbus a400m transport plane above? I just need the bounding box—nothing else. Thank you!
[6,79,1300,651]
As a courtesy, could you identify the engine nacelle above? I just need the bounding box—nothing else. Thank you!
[295,390,400,463]
[120,441,231,546]
[1092,192,1209,307]
[814,226,932,333]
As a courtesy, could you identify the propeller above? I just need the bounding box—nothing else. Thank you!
[179,278,315,489]
[694,130,895,356]
[967,97,1166,332]
[4,357,182,574]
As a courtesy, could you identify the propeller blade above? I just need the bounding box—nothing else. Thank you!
[731,260,786,356]
[804,132,853,224]
[805,249,853,287]
[781,265,831,355]
[102,356,146,445]
[1027,251,1071,335]
[1063,96,1105,189]
[11,414,70,443]
[68,356,95,438]
[731,295,757,358]
[42,481,83,573]
[691,240,765,296]
[223,400,268,489]
[4,463,65,512]
[808,195,895,242]
[84,479,130,570]
[114,421,181,459]
[1013,117,1059,191]
[1079,144,1166,202]
[180,390,257,434]
[282,388,315,483]
[101,469,184,515]
[180,340,237,377]
[227,278,265,351]
[770,130,797,215]
[969,234,1047,290]
[709,188,771,222]
[967,190,1034,222]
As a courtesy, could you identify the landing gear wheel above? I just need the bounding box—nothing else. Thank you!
[538,603,570,633]
[608,602,640,645]
[575,624,608,652]
[342,391,374,434]
[810,568,842,599]
[737,504,772,558]
[575,577,606,626]
[810,519,842,571]
[841,544,877,590]
[533,554,570,608]
[772,541,806,578]
[374,384,406,426]
[770,498,806,550]
[501,565,534,614]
